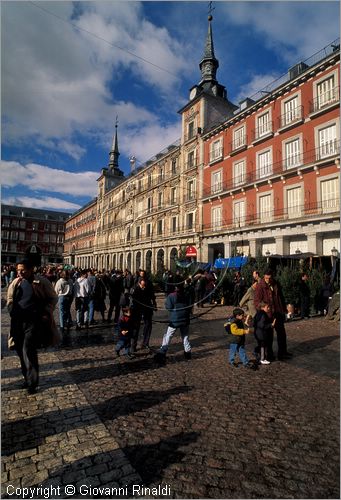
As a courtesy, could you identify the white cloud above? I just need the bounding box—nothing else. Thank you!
[2,1,188,158]
[2,195,81,212]
[235,72,282,103]
[223,2,339,63]
[1,161,98,197]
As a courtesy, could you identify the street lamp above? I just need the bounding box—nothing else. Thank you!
[295,248,302,255]
[331,246,339,258]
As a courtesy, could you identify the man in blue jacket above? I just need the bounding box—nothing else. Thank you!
[156,283,193,361]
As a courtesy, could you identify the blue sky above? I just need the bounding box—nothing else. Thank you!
[1,1,339,212]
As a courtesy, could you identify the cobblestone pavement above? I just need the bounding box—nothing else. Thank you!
[1,293,340,499]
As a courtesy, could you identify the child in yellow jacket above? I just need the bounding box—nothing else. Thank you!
[229,307,254,368]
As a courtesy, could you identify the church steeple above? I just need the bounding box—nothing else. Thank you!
[199,14,219,85]
[108,117,120,172]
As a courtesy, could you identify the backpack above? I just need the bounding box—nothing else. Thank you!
[224,316,234,335]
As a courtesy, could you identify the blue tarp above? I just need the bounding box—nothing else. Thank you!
[214,256,248,269]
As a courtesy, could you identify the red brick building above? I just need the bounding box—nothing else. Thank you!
[201,42,340,262]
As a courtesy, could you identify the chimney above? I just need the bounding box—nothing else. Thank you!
[129,156,136,173]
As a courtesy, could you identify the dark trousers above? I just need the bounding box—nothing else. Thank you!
[11,314,39,390]
[108,298,121,323]
[267,313,288,358]
[131,310,153,351]
[300,296,310,318]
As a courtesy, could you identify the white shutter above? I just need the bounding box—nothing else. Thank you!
[317,76,335,108]
[258,150,272,178]
[284,96,299,125]
[233,160,245,186]
[285,138,301,169]
[259,194,272,222]
[318,124,337,158]
[212,206,222,229]
[257,112,271,137]
[287,187,302,218]
[212,171,222,193]
[234,200,245,226]
[234,126,245,148]
[321,178,339,213]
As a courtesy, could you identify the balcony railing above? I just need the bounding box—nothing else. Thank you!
[252,121,273,142]
[202,141,340,197]
[202,198,339,233]
[310,86,340,113]
[278,105,304,129]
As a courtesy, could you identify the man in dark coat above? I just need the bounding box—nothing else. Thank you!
[254,269,292,361]
[131,279,157,352]
[107,271,124,324]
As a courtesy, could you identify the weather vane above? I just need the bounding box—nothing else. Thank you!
[115,115,118,128]
[208,1,215,17]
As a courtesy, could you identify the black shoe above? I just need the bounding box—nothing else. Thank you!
[184,351,192,360]
[75,324,81,331]
[278,352,293,360]
[244,362,258,370]
[27,386,37,395]
[115,350,120,357]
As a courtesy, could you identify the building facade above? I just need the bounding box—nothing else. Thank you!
[64,17,340,272]
[1,205,69,264]
[201,42,340,262]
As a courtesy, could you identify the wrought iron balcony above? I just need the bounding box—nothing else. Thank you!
[278,105,304,129]
[310,86,340,114]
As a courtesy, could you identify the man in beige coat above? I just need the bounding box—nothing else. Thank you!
[7,259,58,394]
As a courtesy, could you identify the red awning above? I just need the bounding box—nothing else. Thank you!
[186,245,197,257]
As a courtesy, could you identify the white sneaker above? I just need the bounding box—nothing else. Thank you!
[261,359,270,365]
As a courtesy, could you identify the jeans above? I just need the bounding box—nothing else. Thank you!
[229,343,249,366]
[160,325,191,353]
[75,296,89,326]
[58,295,72,329]
[116,337,130,355]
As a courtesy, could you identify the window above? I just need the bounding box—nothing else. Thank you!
[171,158,177,174]
[45,224,50,231]
[158,192,163,209]
[317,123,338,159]
[211,170,222,194]
[211,206,222,230]
[257,149,272,178]
[209,138,223,162]
[147,197,153,213]
[282,95,300,126]
[259,194,272,223]
[146,223,151,237]
[11,231,18,240]
[320,178,339,213]
[287,187,302,218]
[187,150,195,169]
[51,224,56,232]
[2,230,9,239]
[256,111,271,138]
[233,160,246,186]
[233,126,246,150]
[188,121,195,140]
[233,200,245,227]
[31,233,38,242]
[10,243,17,252]
[284,138,301,169]
[44,234,49,242]
[187,213,194,230]
[2,243,8,252]
[19,220,26,229]
[2,219,10,227]
[57,235,64,243]
[159,167,164,182]
[171,216,177,233]
[50,234,56,243]
[136,226,141,239]
[11,220,18,228]
[19,232,25,241]
[157,220,163,235]
[187,180,195,200]
[138,179,143,192]
[127,228,131,241]
[317,75,335,109]
[148,174,152,188]
[58,225,64,232]
[171,187,177,205]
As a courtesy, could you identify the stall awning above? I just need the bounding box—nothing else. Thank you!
[214,256,248,269]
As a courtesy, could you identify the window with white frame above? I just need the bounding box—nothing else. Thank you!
[233,126,246,149]
[211,170,222,193]
[286,186,302,218]
[2,243,8,252]
[211,206,222,230]
[257,111,271,138]
[31,233,38,242]
[158,192,163,209]
[187,179,195,200]
[317,123,338,159]
[19,232,25,241]
[320,177,339,213]
[233,159,246,186]
[233,200,245,227]
[257,149,272,178]
[284,137,301,169]
[283,95,300,126]
[259,194,273,223]
[147,197,153,213]
[209,138,223,162]
[317,75,336,109]
[2,230,9,239]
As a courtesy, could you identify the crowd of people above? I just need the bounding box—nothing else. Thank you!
[4,259,336,393]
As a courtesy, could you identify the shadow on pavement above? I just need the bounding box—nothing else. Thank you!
[2,386,191,456]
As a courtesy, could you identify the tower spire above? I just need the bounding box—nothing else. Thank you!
[108,116,120,171]
[199,12,219,85]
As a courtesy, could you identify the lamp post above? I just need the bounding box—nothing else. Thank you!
[331,246,339,285]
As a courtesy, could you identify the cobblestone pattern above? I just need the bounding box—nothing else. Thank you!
[2,294,340,499]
